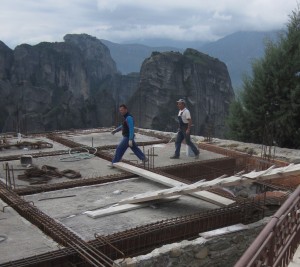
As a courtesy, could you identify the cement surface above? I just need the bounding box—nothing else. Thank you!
[24,178,219,241]
[0,136,69,157]
[0,154,122,188]
[0,132,225,188]
[106,142,225,168]
[0,199,59,264]
[0,128,228,264]
[60,131,160,147]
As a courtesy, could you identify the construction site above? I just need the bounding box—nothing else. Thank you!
[0,128,300,267]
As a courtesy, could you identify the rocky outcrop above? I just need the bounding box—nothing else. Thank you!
[0,34,139,132]
[0,35,234,137]
[129,49,235,137]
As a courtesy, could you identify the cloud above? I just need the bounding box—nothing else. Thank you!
[0,0,297,48]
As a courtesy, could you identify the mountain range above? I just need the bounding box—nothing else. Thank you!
[101,30,280,91]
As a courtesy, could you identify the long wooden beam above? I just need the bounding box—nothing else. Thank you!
[113,162,235,206]
[84,196,180,219]
[116,163,300,205]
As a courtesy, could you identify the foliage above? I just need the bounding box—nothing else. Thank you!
[226,7,300,148]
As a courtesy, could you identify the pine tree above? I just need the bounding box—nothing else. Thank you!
[226,7,300,148]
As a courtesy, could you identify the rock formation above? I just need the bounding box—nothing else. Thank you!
[129,49,235,137]
[0,35,234,137]
[0,34,138,132]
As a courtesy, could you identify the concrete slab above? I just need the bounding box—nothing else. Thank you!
[106,142,225,168]
[60,132,161,147]
[114,162,235,206]
[0,154,123,188]
[0,199,59,264]
[0,128,237,264]
[288,246,300,267]
[23,178,219,241]
[0,136,69,157]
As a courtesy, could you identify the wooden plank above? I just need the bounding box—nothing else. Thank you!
[118,176,240,204]
[114,162,235,206]
[84,196,180,219]
[114,162,300,206]
[85,203,149,218]
[191,191,234,206]
[114,162,185,187]
[242,164,300,180]
[199,223,248,238]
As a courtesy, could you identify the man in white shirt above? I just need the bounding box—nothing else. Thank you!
[170,99,200,159]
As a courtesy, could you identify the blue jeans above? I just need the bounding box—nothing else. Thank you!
[174,129,199,157]
[112,136,145,163]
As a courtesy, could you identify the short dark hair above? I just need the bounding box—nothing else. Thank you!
[119,104,128,109]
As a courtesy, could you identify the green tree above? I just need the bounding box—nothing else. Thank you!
[227,7,300,148]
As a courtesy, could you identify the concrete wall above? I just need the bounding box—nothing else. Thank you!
[114,218,270,267]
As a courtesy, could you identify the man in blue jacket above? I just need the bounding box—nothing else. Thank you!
[109,104,147,167]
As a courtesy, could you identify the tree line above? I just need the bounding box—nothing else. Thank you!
[226,7,300,149]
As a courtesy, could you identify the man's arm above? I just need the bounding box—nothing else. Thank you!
[111,125,122,134]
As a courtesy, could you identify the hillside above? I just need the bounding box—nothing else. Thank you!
[102,30,280,91]
[200,31,279,90]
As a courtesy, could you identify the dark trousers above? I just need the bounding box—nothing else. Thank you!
[174,128,199,157]
[112,136,145,163]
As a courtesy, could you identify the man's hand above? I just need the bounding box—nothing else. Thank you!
[111,130,116,135]
[128,140,133,147]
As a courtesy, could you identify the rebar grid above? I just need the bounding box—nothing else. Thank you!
[90,200,266,259]
[5,127,111,139]
[0,196,268,267]
[1,131,296,267]
[0,150,69,162]
[198,143,289,172]
[156,157,236,183]
[0,182,115,267]
[15,172,135,196]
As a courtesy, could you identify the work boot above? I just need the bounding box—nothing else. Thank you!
[170,155,180,159]
[143,157,149,162]
[194,153,199,159]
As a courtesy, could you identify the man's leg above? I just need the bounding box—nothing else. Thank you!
[174,130,184,157]
[130,140,146,160]
[112,137,129,163]
[184,132,199,156]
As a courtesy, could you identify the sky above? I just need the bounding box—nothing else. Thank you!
[0,0,298,49]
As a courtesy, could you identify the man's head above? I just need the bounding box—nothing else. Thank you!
[176,99,186,110]
[119,104,128,116]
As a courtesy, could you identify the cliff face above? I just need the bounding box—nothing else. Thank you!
[0,35,234,137]
[0,34,136,132]
[130,49,235,137]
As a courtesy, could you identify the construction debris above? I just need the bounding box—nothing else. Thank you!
[0,140,53,150]
[17,165,81,184]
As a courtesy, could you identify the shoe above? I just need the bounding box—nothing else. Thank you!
[194,153,199,159]
[170,155,180,159]
[107,163,115,168]
[143,157,149,162]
